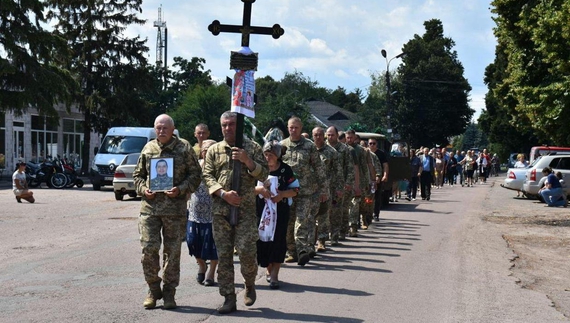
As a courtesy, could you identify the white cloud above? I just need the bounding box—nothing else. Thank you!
[134,0,496,108]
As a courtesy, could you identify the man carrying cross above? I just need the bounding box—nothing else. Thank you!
[207,0,283,314]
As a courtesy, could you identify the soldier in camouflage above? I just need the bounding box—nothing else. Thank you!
[361,146,380,228]
[281,117,328,266]
[345,130,371,237]
[326,126,355,244]
[133,114,202,310]
[311,126,342,252]
[202,111,268,315]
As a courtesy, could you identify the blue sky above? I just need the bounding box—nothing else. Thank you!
[129,1,497,120]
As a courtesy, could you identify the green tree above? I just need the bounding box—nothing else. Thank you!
[47,0,148,173]
[170,84,230,142]
[0,0,76,118]
[489,0,570,145]
[169,57,213,100]
[478,42,538,156]
[395,19,473,147]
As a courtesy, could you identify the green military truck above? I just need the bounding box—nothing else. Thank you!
[356,132,410,208]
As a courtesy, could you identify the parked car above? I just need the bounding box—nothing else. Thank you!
[522,154,570,199]
[112,153,140,201]
[501,166,531,196]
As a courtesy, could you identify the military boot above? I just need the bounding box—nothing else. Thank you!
[162,285,177,309]
[143,283,163,309]
[218,294,237,314]
[244,285,256,306]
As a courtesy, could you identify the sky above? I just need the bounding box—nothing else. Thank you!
[129,0,497,121]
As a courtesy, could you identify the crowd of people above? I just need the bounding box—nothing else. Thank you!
[130,112,511,314]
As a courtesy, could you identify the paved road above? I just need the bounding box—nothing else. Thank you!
[0,178,565,322]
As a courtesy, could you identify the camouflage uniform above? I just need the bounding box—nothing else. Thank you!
[281,136,327,258]
[348,143,370,231]
[329,141,355,241]
[150,174,173,191]
[361,150,381,226]
[312,144,342,244]
[133,135,202,290]
[202,137,268,297]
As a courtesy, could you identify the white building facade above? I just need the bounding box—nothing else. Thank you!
[1,105,100,173]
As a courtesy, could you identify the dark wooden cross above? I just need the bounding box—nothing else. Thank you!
[208,0,284,226]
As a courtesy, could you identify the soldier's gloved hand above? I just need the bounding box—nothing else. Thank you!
[144,189,156,200]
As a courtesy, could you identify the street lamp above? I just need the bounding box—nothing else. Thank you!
[381,49,406,141]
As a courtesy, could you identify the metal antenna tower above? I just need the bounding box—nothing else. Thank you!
[153,5,167,69]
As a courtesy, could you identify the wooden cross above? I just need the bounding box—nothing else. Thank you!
[208,0,284,226]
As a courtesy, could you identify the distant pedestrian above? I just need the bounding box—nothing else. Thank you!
[406,149,421,201]
[420,147,435,200]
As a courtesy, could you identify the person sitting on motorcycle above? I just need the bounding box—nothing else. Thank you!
[13,162,35,203]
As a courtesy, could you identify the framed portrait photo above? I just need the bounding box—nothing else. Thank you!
[149,157,174,192]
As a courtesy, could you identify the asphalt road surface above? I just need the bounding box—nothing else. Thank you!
[0,179,566,323]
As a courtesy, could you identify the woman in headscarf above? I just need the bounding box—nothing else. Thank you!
[255,140,299,289]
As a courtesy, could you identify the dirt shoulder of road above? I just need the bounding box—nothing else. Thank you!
[484,177,570,318]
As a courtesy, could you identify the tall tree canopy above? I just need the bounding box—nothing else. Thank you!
[394,19,473,147]
[0,0,76,118]
[483,0,570,145]
[47,0,149,173]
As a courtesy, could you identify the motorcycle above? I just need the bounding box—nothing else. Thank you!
[24,158,60,188]
[49,157,68,189]
[62,157,84,188]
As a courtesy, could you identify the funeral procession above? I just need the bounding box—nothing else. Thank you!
[2,1,570,322]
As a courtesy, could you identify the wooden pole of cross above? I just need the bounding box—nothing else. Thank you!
[208,0,284,226]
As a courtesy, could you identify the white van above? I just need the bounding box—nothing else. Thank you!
[90,127,178,190]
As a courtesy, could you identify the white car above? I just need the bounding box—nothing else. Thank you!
[112,153,140,201]
[522,154,570,198]
[501,167,529,196]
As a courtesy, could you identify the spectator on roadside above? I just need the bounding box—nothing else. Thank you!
[13,162,34,203]
[513,154,529,197]
[514,154,528,168]
[538,167,567,207]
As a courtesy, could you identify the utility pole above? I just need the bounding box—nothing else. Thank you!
[381,49,406,142]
